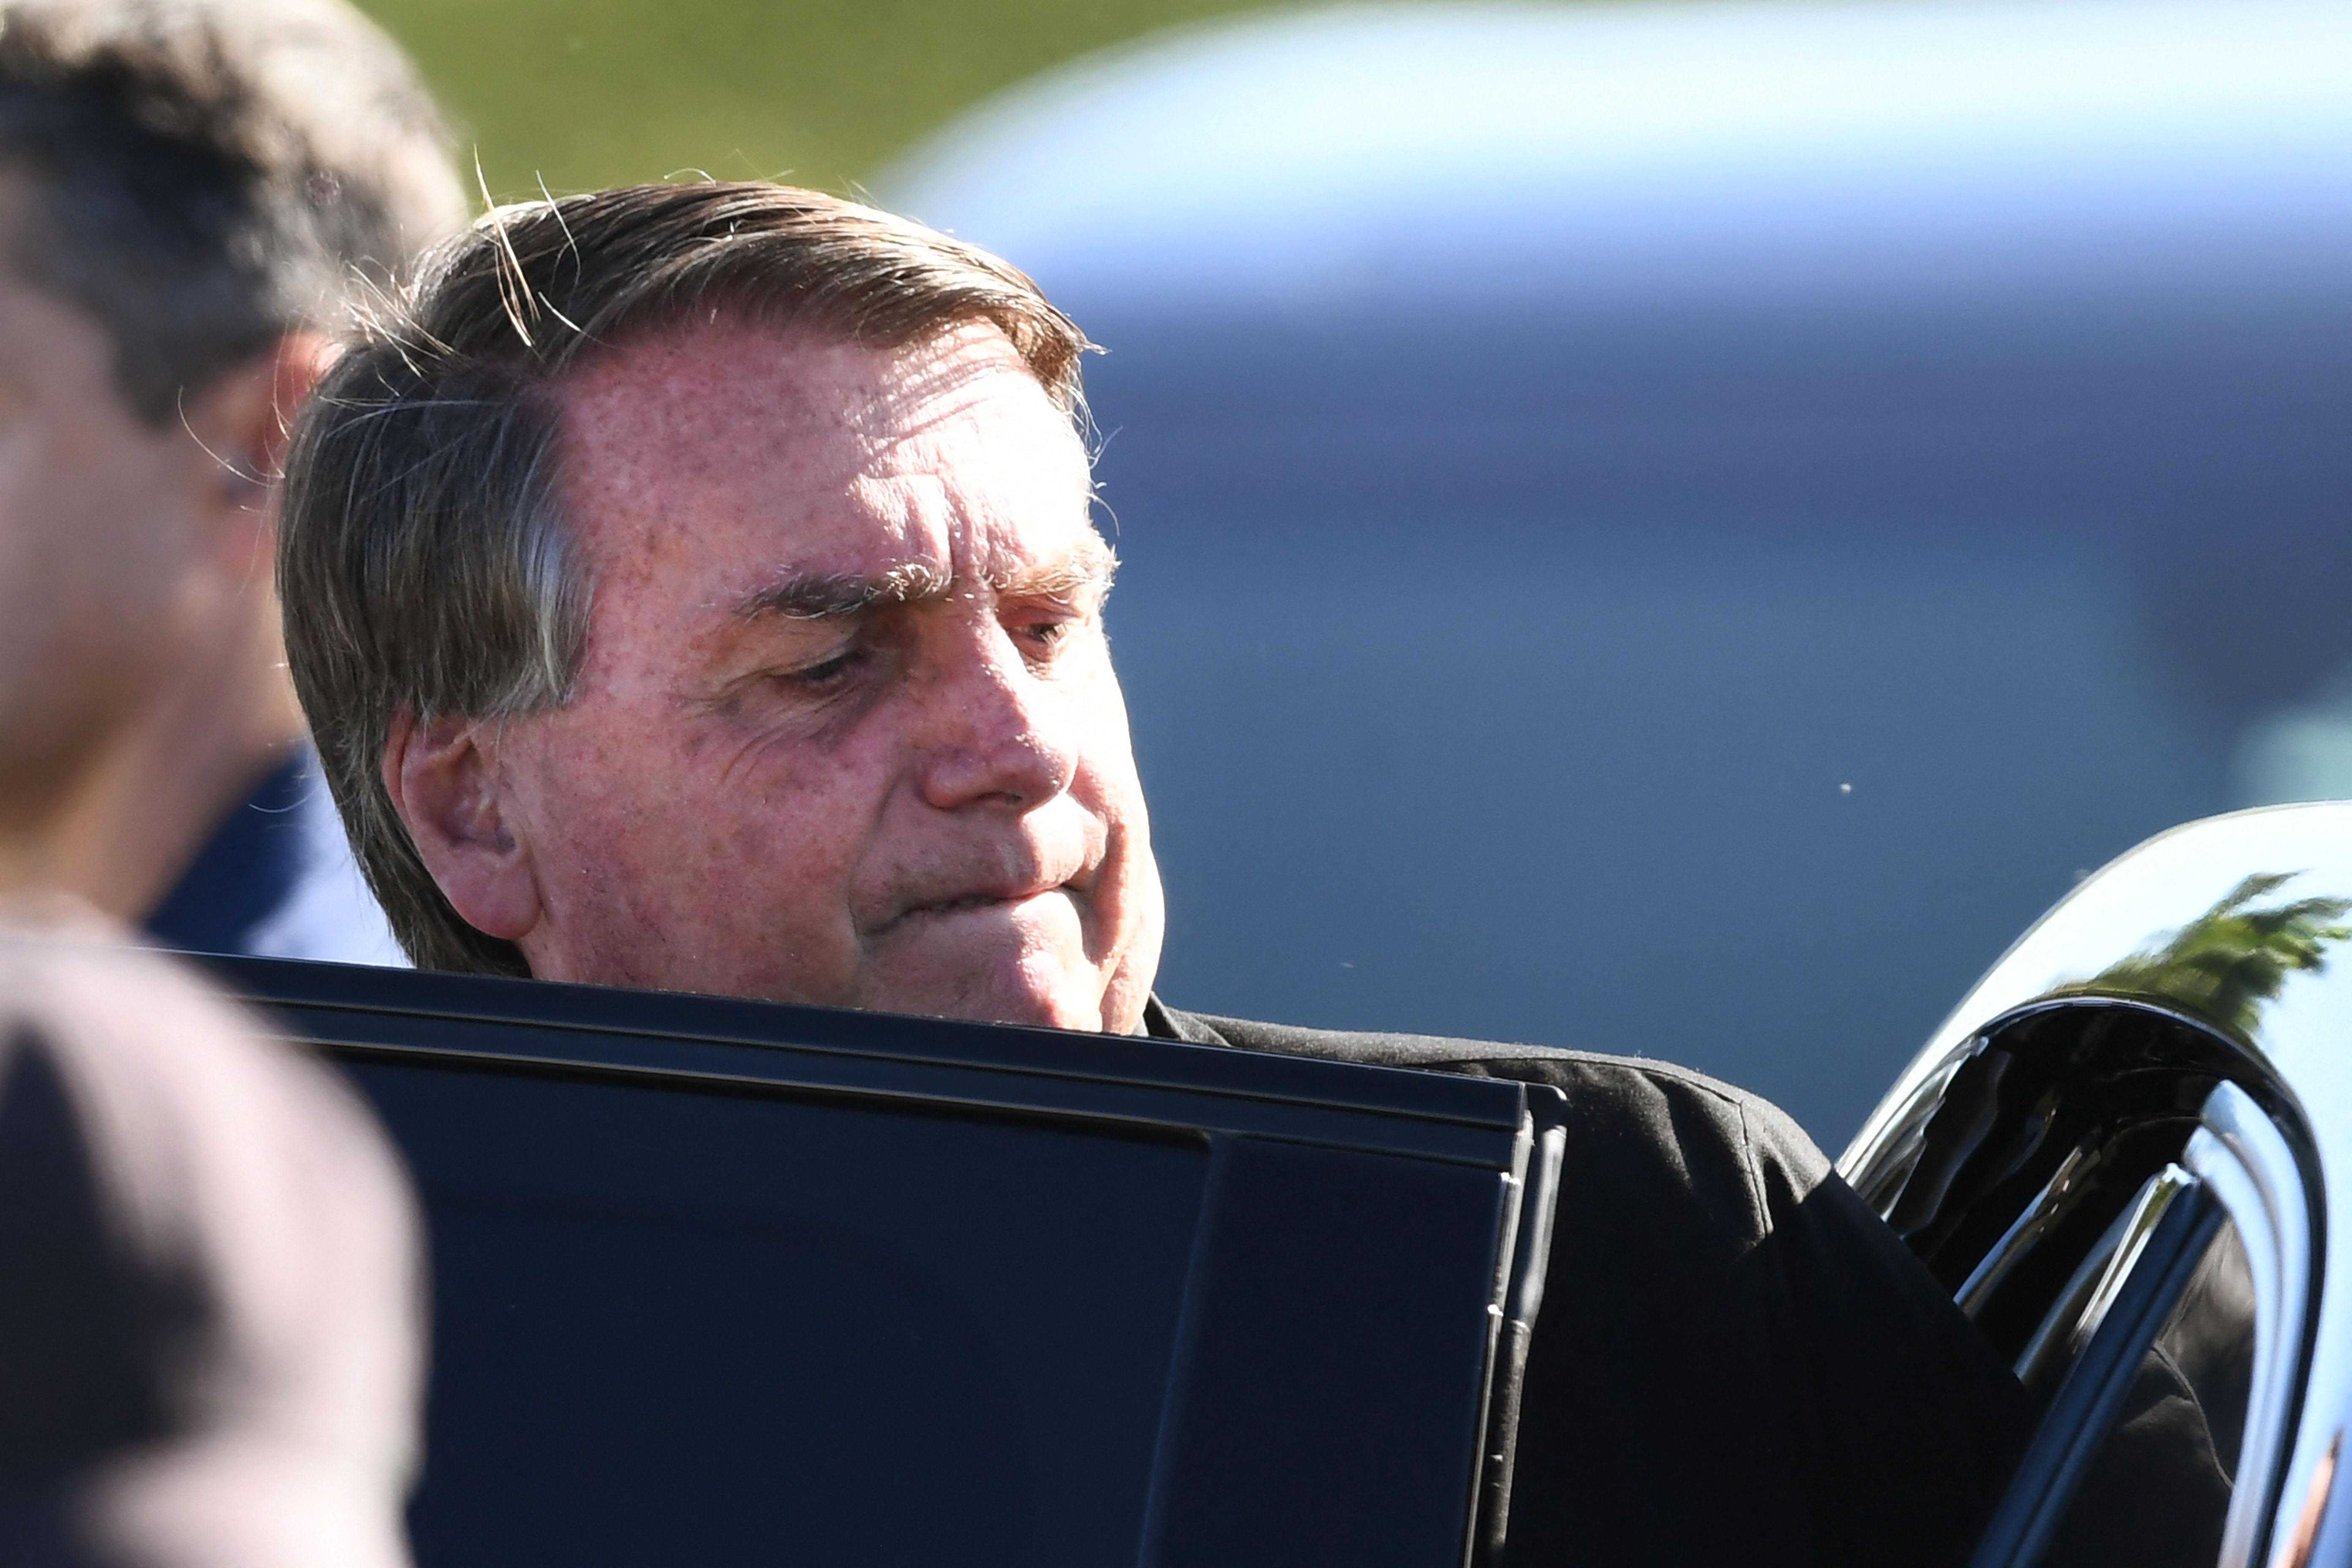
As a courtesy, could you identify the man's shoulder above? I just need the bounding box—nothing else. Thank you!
[1146,1003,2031,1566]
[1153,999,1759,1088]
[1146,999,1831,1198]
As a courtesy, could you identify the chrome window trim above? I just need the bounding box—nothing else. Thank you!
[1966,1168,2227,1568]
[2182,1083,2316,1568]
[1966,1081,2315,1568]
[2064,1162,2202,1364]
[1955,1142,2107,1325]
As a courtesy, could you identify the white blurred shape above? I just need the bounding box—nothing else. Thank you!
[2238,702,2352,807]
[881,0,2352,311]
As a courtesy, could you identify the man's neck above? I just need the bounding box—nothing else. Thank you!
[0,627,308,925]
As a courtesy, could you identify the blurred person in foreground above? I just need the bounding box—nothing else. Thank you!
[278,182,2029,1567]
[0,906,424,1566]
[0,0,464,962]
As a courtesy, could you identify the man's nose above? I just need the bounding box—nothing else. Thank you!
[913,627,1077,812]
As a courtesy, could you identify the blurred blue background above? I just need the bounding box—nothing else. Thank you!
[367,0,2352,1144]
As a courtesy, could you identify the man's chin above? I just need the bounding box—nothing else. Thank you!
[879,961,1106,1033]
[857,901,1106,1032]
[841,979,1097,1033]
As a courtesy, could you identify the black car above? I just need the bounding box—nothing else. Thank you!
[211,801,2352,1567]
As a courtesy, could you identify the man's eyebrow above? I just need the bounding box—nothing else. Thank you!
[736,561,954,621]
[734,542,1118,622]
[996,538,1119,600]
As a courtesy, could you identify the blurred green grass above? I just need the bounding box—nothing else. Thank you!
[354,0,1284,202]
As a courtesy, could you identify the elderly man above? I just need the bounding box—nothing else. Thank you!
[0,0,460,961]
[279,183,2028,1567]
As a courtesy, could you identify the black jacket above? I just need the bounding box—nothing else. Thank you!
[1146,1002,2031,1568]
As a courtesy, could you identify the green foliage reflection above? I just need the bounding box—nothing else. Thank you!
[2052,872,2352,1043]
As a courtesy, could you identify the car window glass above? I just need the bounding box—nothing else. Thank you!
[352,1061,1213,1568]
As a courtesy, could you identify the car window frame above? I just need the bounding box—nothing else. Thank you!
[1967,1081,2314,1568]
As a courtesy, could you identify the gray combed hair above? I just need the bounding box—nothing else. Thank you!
[277,182,1094,976]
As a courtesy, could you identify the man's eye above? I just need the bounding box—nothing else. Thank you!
[1013,615,1081,652]
[788,645,869,688]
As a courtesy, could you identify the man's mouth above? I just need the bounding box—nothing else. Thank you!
[877,877,1079,933]
[912,889,1048,918]
[862,830,1103,938]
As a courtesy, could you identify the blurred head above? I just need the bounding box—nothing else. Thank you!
[0,0,460,823]
[280,183,1165,1033]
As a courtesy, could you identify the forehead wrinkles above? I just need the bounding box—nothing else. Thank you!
[561,320,1090,598]
[842,332,1081,479]
[842,341,1092,580]
[849,327,1025,430]
[842,466,1093,599]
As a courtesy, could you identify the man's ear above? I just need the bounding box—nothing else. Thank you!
[256,331,335,476]
[382,710,544,943]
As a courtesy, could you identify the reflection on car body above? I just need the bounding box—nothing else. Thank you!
[1844,803,2352,1567]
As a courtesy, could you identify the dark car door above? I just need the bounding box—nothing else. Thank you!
[212,955,1562,1568]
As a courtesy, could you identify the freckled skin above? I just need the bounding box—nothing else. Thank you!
[473,321,1165,1033]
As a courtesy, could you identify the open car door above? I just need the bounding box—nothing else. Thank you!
[1843,803,2352,1568]
[210,956,1564,1568]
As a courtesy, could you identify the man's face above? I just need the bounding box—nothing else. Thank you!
[479,320,1165,1032]
[0,175,212,817]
